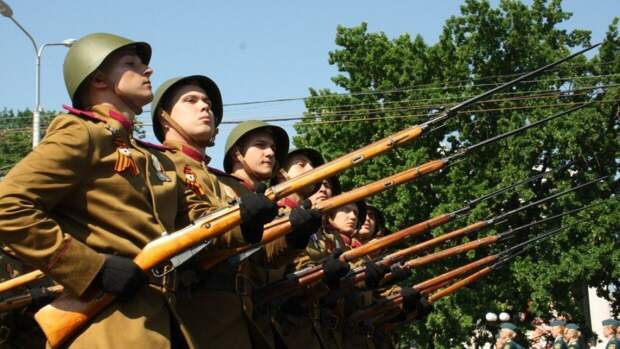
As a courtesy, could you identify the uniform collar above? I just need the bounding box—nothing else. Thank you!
[278,197,299,209]
[165,140,211,164]
[91,104,134,132]
[229,173,256,192]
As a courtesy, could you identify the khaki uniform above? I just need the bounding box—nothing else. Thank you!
[0,105,201,348]
[163,141,258,349]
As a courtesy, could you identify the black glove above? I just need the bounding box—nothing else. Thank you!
[322,249,350,289]
[95,255,148,301]
[239,184,278,243]
[29,286,55,309]
[286,207,322,249]
[400,286,421,313]
[364,260,389,289]
[389,264,410,283]
[414,297,433,320]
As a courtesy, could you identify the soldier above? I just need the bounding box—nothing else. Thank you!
[267,148,326,349]
[499,322,525,349]
[602,319,619,349]
[550,319,568,349]
[220,121,324,348]
[356,205,388,244]
[0,32,183,348]
[565,323,582,349]
[150,76,281,348]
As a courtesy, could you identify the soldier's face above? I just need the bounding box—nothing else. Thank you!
[285,154,314,178]
[357,211,377,241]
[284,154,316,197]
[551,326,564,337]
[168,84,215,145]
[240,131,277,178]
[329,203,358,235]
[603,326,615,337]
[309,179,333,206]
[101,49,154,107]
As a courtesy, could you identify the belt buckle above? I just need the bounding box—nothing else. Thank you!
[235,272,253,296]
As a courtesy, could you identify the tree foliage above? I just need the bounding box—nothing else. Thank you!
[294,0,619,347]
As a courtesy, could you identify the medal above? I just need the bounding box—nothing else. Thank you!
[184,165,206,196]
[113,138,139,175]
[151,154,171,182]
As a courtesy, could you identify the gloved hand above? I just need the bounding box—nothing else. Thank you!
[414,297,433,320]
[29,286,56,308]
[389,264,410,283]
[400,286,421,313]
[322,249,350,289]
[95,254,148,301]
[286,207,322,249]
[239,184,278,243]
[364,260,389,289]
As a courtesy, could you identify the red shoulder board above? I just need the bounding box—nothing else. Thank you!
[135,139,174,152]
[63,105,107,123]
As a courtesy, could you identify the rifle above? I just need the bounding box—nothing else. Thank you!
[347,176,603,285]
[0,285,64,313]
[33,44,599,347]
[347,201,604,325]
[253,105,594,305]
[201,100,589,270]
[0,270,45,294]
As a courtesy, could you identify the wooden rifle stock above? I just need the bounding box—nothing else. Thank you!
[35,207,243,348]
[0,285,64,313]
[428,266,493,303]
[297,213,455,286]
[348,255,497,324]
[0,270,45,294]
[199,159,447,270]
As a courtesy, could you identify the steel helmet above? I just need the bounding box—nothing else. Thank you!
[223,120,289,173]
[64,32,151,105]
[151,75,223,142]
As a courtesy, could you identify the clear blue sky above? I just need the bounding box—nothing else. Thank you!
[0,0,616,170]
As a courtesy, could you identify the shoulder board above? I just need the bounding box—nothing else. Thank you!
[135,139,174,152]
[63,105,107,123]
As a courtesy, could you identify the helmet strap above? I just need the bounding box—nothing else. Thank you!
[234,148,271,182]
[160,110,215,148]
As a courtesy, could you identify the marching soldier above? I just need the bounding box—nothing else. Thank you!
[565,323,581,349]
[499,322,525,349]
[550,319,568,349]
[356,205,389,243]
[602,319,619,349]
[150,76,280,348]
[0,32,193,348]
[267,148,326,349]
[220,121,323,348]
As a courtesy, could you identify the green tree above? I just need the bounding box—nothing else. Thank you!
[0,109,54,176]
[294,0,619,347]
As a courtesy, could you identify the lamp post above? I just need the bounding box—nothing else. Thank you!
[0,0,75,148]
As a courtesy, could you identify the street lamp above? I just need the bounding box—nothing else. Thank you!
[0,0,75,148]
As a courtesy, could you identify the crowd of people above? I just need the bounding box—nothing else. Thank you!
[494,318,620,349]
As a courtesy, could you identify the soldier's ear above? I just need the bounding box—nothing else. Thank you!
[90,70,109,89]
